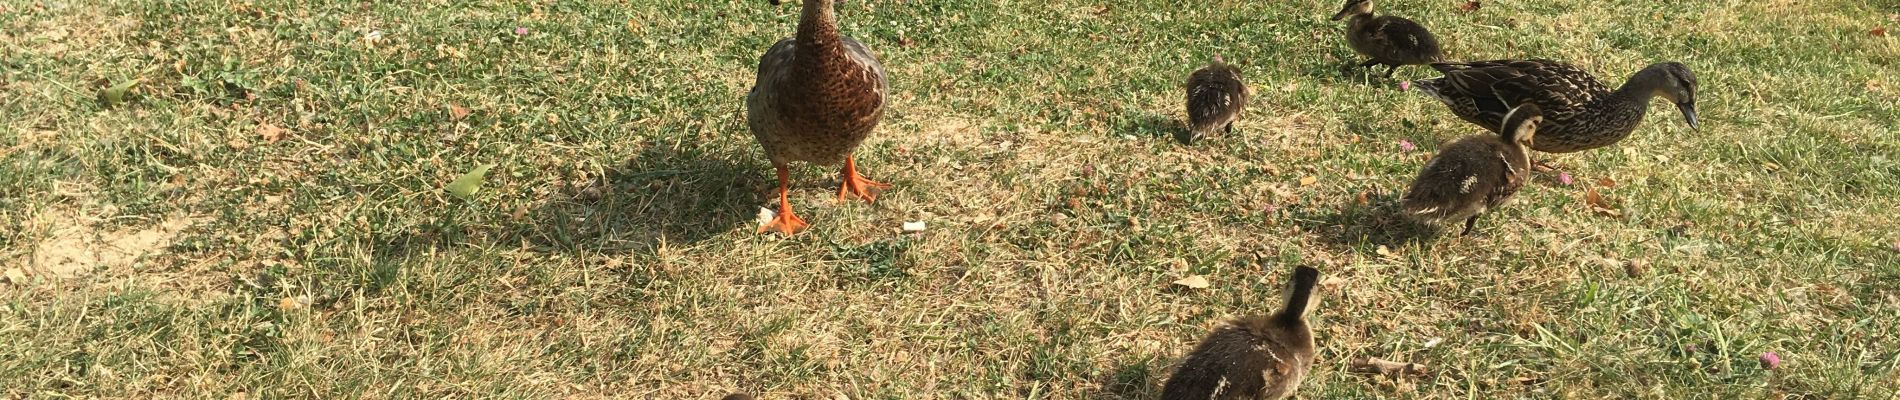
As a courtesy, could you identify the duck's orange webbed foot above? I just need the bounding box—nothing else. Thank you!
[759,164,810,235]
[836,156,891,203]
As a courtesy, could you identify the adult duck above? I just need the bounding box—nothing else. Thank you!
[747,0,891,235]
[1412,59,1698,153]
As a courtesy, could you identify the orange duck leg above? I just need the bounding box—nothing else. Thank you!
[759,164,809,235]
[836,155,891,203]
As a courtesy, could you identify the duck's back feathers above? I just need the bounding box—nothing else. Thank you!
[1161,317,1311,400]
[1414,60,1609,133]
[1401,137,1516,224]
[1184,60,1248,143]
[1347,15,1444,66]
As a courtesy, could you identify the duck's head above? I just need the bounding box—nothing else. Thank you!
[1500,103,1543,148]
[1648,62,1699,131]
[1331,0,1374,21]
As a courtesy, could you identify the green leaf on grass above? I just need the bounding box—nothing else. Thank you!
[102,78,142,106]
[446,163,495,200]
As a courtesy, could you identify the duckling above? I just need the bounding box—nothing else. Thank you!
[1161,266,1321,400]
[748,0,892,235]
[1181,55,1250,144]
[1401,103,1542,236]
[1412,60,1698,153]
[1331,0,1445,78]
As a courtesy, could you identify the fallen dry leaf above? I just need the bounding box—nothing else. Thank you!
[1172,275,1211,289]
[1319,276,1346,291]
[902,221,927,233]
[1299,176,1318,187]
[448,104,471,121]
[1375,245,1397,259]
[278,295,309,311]
[1584,185,1622,218]
[1873,27,1889,37]
[1350,357,1428,377]
[257,122,286,144]
[3,268,26,284]
[1457,0,1481,12]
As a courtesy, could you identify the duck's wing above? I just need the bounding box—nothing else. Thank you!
[842,37,889,97]
[1369,16,1443,61]
[1427,60,1607,126]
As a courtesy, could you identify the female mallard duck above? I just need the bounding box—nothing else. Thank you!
[1331,0,1444,78]
[1182,55,1249,144]
[1412,60,1699,153]
[747,0,891,235]
[1161,266,1321,400]
[1402,103,1541,236]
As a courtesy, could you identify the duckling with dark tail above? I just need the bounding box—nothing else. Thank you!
[1182,55,1250,144]
[1161,266,1321,400]
[1401,103,1542,236]
[1332,0,1445,78]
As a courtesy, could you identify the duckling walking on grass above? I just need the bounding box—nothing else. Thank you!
[1161,266,1321,400]
[1402,103,1542,236]
[1412,60,1699,153]
[747,0,892,235]
[1182,55,1250,144]
[1332,0,1445,78]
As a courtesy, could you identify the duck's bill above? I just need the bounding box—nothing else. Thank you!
[1678,102,1699,131]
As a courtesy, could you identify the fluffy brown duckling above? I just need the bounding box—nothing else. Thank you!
[1161,266,1321,400]
[1182,55,1250,144]
[747,0,892,235]
[1401,103,1542,236]
[1332,0,1445,78]
[1412,60,1698,153]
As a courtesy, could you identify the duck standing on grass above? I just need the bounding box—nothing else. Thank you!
[1411,60,1699,154]
[747,0,892,235]
[1402,103,1542,236]
[1332,0,1445,78]
[1181,55,1250,144]
[1161,266,1322,400]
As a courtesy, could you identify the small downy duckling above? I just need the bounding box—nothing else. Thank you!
[1161,266,1321,400]
[1401,103,1542,236]
[1181,55,1250,144]
[1331,0,1445,78]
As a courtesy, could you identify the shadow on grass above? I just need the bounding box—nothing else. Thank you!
[511,144,761,255]
[1290,191,1438,248]
[1114,112,1185,142]
[1088,356,1164,400]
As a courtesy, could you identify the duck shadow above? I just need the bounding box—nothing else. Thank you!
[1289,192,1438,248]
[1114,112,1185,142]
[1086,356,1164,400]
[508,144,760,255]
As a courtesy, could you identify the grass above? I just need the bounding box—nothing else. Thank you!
[3,0,1899,398]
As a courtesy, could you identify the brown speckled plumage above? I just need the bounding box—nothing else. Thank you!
[1402,103,1541,236]
[1413,60,1700,153]
[1162,267,1320,400]
[1183,56,1249,144]
[1332,0,1444,78]
[748,0,888,167]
